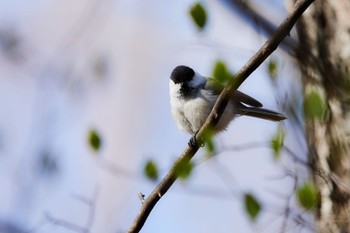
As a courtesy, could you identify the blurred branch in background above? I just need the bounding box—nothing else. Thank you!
[222,0,298,52]
[0,26,25,62]
[30,188,100,233]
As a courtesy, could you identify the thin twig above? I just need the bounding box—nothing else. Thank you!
[283,145,310,167]
[42,187,100,233]
[138,192,145,204]
[196,141,268,164]
[127,1,315,232]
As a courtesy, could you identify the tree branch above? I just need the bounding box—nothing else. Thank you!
[127,0,315,232]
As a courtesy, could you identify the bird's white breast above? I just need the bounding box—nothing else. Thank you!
[170,80,235,134]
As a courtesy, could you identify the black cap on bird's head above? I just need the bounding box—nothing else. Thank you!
[170,65,195,84]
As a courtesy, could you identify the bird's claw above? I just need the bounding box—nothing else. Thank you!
[188,135,198,148]
[188,131,204,149]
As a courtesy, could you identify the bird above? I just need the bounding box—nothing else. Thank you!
[169,65,286,139]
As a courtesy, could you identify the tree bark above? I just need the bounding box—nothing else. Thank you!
[295,1,350,232]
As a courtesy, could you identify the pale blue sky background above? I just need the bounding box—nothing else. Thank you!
[0,1,311,233]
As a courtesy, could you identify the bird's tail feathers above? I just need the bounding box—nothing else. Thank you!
[237,105,286,122]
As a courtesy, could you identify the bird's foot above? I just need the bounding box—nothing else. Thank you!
[188,135,198,148]
[188,131,204,149]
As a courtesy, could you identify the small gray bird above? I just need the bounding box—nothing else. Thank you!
[169,65,286,136]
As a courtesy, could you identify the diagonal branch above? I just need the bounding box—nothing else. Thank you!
[127,0,315,232]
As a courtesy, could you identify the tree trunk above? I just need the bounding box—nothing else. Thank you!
[295,1,350,232]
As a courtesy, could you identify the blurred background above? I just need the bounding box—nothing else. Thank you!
[0,0,312,233]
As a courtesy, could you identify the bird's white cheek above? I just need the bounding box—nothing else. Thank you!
[170,81,189,132]
[169,81,181,99]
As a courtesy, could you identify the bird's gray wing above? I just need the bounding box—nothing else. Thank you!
[233,90,263,107]
[205,78,263,107]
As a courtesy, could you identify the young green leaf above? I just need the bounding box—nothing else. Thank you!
[205,137,215,155]
[203,127,216,155]
[213,60,230,84]
[267,59,278,79]
[297,182,318,210]
[244,193,261,221]
[144,160,158,181]
[88,129,102,152]
[270,126,285,159]
[189,3,207,30]
[304,91,327,120]
[174,159,193,180]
